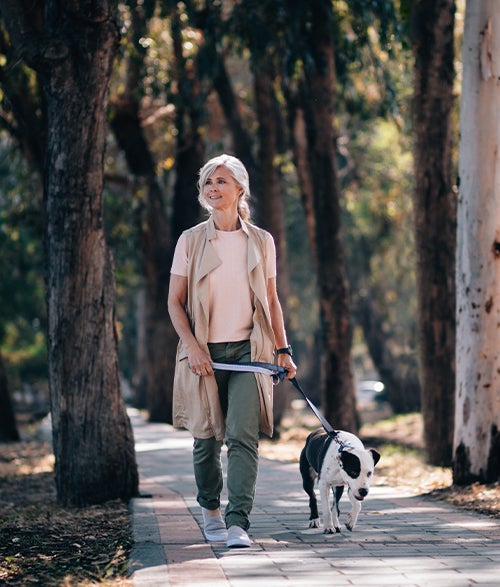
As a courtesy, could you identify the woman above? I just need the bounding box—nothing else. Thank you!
[168,154,297,548]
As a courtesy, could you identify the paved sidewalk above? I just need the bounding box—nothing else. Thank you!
[127,409,500,587]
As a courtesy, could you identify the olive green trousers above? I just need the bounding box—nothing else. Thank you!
[193,340,260,530]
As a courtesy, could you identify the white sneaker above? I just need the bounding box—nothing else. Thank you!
[202,508,228,542]
[226,525,252,548]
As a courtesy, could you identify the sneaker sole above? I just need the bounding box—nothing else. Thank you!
[227,540,252,548]
[204,531,228,542]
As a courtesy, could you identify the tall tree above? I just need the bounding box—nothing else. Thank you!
[111,0,177,423]
[0,1,138,505]
[411,0,456,466]
[290,0,358,431]
[168,2,205,240]
[253,66,292,434]
[230,0,293,433]
[454,0,500,484]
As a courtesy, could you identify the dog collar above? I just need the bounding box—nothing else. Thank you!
[336,440,354,454]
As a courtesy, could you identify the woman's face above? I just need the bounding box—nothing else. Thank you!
[203,166,241,213]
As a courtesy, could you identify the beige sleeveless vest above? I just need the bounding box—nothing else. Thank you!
[172,216,276,439]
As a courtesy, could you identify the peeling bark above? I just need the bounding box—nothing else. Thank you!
[454,0,500,484]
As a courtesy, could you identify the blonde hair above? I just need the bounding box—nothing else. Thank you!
[197,154,252,221]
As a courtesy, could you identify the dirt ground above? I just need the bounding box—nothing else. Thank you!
[0,439,131,586]
[0,408,498,586]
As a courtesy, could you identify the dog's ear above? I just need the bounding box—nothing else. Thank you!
[369,448,381,466]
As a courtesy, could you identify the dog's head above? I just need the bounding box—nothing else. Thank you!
[337,446,380,501]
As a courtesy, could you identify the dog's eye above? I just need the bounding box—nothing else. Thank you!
[367,471,372,478]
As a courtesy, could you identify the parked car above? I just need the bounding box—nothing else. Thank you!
[356,379,386,406]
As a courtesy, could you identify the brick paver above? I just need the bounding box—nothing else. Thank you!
[127,410,500,587]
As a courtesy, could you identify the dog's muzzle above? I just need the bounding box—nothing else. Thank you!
[356,488,369,501]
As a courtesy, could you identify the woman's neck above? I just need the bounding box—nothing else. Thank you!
[212,211,241,232]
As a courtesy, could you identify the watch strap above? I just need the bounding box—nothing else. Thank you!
[276,345,293,357]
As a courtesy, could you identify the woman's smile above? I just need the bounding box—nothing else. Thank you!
[204,166,240,211]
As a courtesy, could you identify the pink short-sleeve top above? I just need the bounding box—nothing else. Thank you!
[171,227,276,343]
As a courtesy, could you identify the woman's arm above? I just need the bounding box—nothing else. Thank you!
[267,277,297,379]
[167,274,214,376]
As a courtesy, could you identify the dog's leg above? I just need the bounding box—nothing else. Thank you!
[330,486,342,533]
[345,488,362,531]
[318,480,340,534]
[334,485,344,517]
[300,447,320,528]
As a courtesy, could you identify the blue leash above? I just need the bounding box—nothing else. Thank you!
[211,361,339,439]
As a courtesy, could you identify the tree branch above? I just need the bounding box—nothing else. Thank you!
[0,0,48,70]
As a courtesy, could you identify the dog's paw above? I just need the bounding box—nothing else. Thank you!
[345,515,355,532]
[323,526,341,534]
[308,518,321,528]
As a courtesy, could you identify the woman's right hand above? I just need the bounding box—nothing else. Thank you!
[187,345,214,377]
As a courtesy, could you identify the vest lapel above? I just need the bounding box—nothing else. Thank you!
[242,222,269,312]
[194,218,220,326]
[240,218,261,276]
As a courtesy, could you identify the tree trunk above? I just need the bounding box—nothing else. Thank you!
[110,105,176,424]
[169,7,205,240]
[354,294,421,414]
[411,0,456,466]
[300,1,358,432]
[110,16,177,423]
[209,35,261,200]
[0,352,20,442]
[288,89,317,268]
[140,177,178,422]
[2,1,139,505]
[170,113,205,241]
[254,66,291,436]
[454,0,500,484]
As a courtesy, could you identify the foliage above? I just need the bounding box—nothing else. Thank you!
[0,0,419,412]
[0,136,46,389]
[342,119,416,358]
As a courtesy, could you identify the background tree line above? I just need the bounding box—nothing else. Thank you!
[0,0,497,505]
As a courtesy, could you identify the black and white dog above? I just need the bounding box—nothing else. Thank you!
[300,428,380,534]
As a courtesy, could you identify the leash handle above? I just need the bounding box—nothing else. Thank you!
[211,361,287,384]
